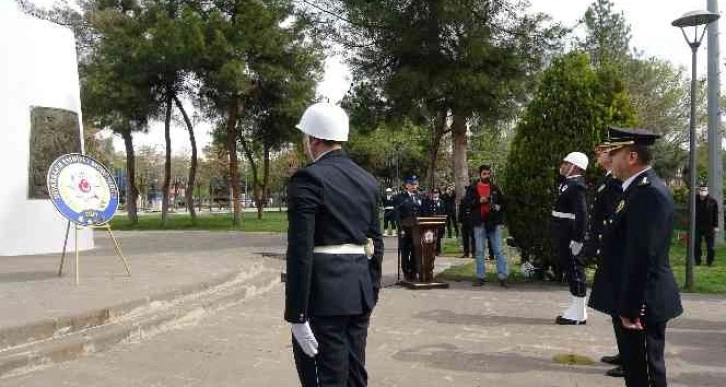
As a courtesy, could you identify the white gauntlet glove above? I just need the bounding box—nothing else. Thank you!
[569,241,583,256]
[291,322,318,357]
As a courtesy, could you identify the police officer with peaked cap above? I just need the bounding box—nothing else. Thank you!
[284,102,384,386]
[394,175,423,281]
[602,127,682,387]
[586,140,625,377]
[551,151,589,325]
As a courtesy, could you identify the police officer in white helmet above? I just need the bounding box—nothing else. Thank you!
[284,102,384,386]
[551,151,589,325]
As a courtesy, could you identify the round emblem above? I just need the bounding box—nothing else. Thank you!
[46,153,119,226]
[422,230,435,244]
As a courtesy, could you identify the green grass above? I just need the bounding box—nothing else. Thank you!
[110,211,288,233]
[437,232,726,294]
[668,236,726,294]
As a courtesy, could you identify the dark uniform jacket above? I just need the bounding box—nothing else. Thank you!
[442,192,457,216]
[421,197,446,216]
[551,176,587,243]
[587,173,623,315]
[382,194,396,212]
[464,181,506,228]
[696,194,718,232]
[606,168,683,322]
[284,150,384,323]
[458,195,473,227]
[394,190,423,228]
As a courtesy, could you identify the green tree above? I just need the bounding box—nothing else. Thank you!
[578,0,692,182]
[322,0,564,201]
[580,0,631,69]
[81,0,159,224]
[504,52,635,269]
[239,14,323,219]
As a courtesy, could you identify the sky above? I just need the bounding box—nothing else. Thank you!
[20,0,726,154]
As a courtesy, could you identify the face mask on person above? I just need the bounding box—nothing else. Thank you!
[303,134,314,161]
[699,189,708,198]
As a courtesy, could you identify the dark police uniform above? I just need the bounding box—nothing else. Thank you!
[394,183,422,281]
[588,173,623,314]
[442,189,459,238]
[458,192,475,257]
[586,172,624,373]
[695,190,718,266]
[382,191,397,235]
[550,175,588,297]
[285,149,384,387]
[602,127,683,387]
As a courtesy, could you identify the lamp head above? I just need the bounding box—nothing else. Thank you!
[672,10,719,28]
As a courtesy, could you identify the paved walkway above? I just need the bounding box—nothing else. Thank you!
[0,231,286,342]
[1,232,724,386]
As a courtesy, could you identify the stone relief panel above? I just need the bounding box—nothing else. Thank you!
[28,107,82,199]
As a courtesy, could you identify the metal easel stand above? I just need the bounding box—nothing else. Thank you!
[58,220,132,285]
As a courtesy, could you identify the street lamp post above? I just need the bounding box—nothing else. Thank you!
[672,10,720,292]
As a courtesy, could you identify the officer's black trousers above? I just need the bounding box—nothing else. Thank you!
[554,236,586,297]
[694,229,715,266]
[293,312,371,387]
[612,315,624,359]
[400,227,416,280]
[620,320,668,387]
[446,212,458,238]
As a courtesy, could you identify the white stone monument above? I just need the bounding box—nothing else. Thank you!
[0,2,94,255]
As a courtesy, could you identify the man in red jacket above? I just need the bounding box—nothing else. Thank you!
[464,164,508,287]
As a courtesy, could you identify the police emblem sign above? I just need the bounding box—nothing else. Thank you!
[47,153,119,226]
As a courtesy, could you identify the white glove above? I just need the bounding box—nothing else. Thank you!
[569,241,583,256]
[291,322,318,357]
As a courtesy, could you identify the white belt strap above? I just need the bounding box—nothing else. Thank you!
[384,206,394,210]
[313,244,366,254]
[551,211,576,220]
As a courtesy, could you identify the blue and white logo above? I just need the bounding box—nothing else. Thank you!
[47,153,119,226]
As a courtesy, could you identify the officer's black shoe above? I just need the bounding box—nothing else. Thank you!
[605,365,625,378]
[499,279,509,288]
[600,354,622,365]
[555,316,586,325]
[472,278,485,286]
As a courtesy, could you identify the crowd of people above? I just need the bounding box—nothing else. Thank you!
[382,165,510,287]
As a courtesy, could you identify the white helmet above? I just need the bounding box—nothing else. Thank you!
[385,187,393,192]
[563,152,589,171]
[295,102,349,142]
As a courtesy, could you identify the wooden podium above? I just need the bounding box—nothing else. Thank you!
[400,215,449,289]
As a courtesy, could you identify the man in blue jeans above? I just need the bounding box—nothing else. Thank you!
[465,165,508,287]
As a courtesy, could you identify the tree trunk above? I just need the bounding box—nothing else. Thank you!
[121,129,138,224]
[238,135,260,219]
[424,109,448,191]
[258,146,271,220]
[226,98,242,226]
[451,112,469,202]
[161,92,173,226]
[172,95,197,221]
